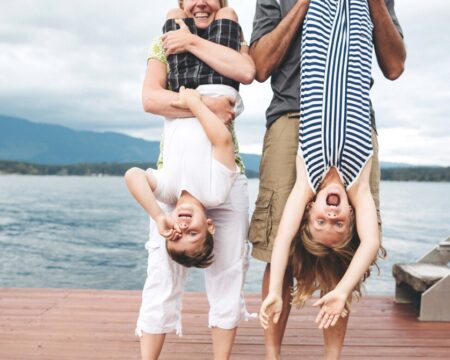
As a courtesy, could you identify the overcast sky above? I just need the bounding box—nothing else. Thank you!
[1,0,449,165]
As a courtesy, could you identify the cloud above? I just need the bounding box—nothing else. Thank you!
[0,0,449,165]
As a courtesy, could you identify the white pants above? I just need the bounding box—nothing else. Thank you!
[136,174,250,336]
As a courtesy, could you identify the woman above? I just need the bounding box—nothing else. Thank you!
[135,1,255,359]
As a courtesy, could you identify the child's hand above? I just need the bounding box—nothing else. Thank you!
[155,215,180,242]
[171,86,202,110]
[313,289,348,329]
[259,293,283,330]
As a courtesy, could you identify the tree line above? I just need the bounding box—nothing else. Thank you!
[1,160,449,181]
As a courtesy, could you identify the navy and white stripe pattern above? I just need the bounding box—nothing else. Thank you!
[299,0,374,191]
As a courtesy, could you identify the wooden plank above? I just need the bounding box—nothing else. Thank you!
[1,289,450,359]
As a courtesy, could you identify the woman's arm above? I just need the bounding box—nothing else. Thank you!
[260,156,313,328]
[142,58,236,122]
[162,19,255,84]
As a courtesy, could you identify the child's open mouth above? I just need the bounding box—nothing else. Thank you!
[326,193,340,206]
[178,212,192,219]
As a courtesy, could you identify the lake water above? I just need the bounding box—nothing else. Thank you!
[0,175,448,295]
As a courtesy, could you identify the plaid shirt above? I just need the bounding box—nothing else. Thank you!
[163,18,242,92]
[148,19,246,174]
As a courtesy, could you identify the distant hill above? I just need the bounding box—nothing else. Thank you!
[0,115,160,164]
[0,115,446,179]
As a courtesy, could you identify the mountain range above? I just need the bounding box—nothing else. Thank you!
[0,115,420,173]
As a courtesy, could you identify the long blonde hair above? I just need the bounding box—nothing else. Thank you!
[291,208,384,312]
[178,0,228,9]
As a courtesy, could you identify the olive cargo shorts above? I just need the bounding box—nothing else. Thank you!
[249,114,381,263]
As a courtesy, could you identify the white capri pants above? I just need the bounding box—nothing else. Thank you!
[136,174,251,336]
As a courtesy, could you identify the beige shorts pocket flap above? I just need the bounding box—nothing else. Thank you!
[249,189,274,247]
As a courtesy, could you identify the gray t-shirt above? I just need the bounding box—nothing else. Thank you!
[250,0,403,129]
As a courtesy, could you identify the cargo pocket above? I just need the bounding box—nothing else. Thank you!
[249,189,274,248]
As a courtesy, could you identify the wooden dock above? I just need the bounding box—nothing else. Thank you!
[1,288,449,359]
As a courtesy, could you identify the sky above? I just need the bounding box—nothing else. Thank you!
[0,0,449,166]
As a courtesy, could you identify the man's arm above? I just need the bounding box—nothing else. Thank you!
[250,0,310,82]
[369,0,406,80]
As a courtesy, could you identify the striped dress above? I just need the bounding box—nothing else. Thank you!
[299,0,374,192]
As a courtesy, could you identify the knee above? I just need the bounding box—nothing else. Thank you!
[166,8,187,20]
[215,7,238,22]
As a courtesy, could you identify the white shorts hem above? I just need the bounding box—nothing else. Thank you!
[135,323,183,338]
[208,311,256,330]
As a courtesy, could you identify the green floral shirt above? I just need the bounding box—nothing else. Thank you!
[148,37,245,174]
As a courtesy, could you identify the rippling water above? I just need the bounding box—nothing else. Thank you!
[0,175,448,294]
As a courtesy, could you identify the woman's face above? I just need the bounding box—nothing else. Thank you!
[307,183,354,247]
[183,0,221,28]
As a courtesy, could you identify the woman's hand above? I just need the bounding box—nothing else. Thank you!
[203,96,236,126]
[313,289,349,329]
[259,293,283,330]
[161,19,195,55]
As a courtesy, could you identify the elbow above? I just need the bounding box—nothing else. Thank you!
[142,94,159,114]
[240,69,256,85]
[124,167,140,185]
[249,44,270,82]
[384,64,404,81]
[374,235,381,252]
[255,67,270,83]
[142,102,153,114]
[382,54,406,81]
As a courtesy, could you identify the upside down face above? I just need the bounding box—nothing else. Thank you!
[307,183,354,248]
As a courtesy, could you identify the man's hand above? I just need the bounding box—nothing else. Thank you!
[203,96,236,127]
[161,19,194,55]
[155,214,180,242]
[259,292,283,330]
[313,289,349,329]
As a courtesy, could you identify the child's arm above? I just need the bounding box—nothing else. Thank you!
[143,59,235,123]
[162,18,255,85]
[124,167,179,241]
[260,156,313,329]
[172,87,235,171]
[313,159,380,329]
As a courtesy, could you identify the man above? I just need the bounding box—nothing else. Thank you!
[248,0,406,358]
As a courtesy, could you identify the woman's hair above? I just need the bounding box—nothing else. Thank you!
[291,206,385,312]
[178,0,228,9]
